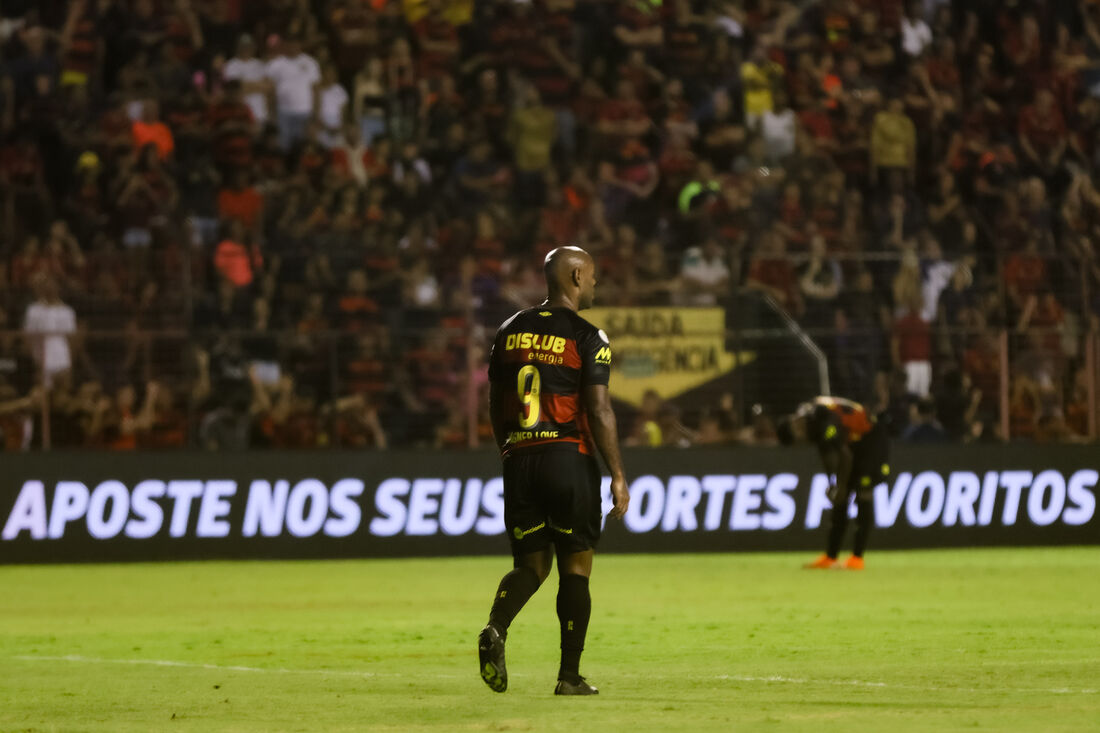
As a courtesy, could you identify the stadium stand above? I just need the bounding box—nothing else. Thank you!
[1,0,1099,449]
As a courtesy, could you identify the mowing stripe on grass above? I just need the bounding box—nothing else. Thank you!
[12,655,1096,695]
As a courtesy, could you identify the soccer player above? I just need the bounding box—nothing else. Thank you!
[776,396,890,570]
[479,246,629,696]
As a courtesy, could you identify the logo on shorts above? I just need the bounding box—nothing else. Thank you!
[513,527,524,539]
[539,311,552,316]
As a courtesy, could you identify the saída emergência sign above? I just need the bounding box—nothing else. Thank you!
[0,446,1096,563]
[582,307,753,408]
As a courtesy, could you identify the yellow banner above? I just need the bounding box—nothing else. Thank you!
[584,308,754,407]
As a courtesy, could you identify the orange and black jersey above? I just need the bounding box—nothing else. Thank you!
[488,306,611,456]
[805,396,874,450]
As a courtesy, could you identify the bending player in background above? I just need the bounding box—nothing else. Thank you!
[479,246,629,696]
[776,396,890,570]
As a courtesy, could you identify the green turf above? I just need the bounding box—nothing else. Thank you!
[1,549,1098,732]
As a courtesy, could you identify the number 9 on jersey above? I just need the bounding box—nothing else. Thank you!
[517,364,541,429]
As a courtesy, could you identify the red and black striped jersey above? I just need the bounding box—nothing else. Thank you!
[805,396,874,448]
[488,306,611,456]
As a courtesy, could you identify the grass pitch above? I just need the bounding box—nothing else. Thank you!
[1,549,1098,732]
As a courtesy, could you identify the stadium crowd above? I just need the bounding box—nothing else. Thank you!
[1,0,1100,450]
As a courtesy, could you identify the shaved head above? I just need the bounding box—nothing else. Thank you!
[543,246,597,310]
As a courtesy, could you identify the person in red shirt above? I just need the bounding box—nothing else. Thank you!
[595,79,650,154]
[892,307,932,397]
[131,100,175,160]
[798,94,837,153]
[337,268,380,332]
[217,170,264,232]
[208,82,256,173]
[746,228,802,315]
[214,219,262,288]
[414,0,459,79]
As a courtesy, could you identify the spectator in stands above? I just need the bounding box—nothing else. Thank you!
[625,389,663,447]
[892,270,933,397]
[900,1,933,59]
[222,35,270,127]
[633,238,677,305]
[871,97,916,185]
[936,368,982,442]
[902,396,947,442]
[265,36,321,149]
[694,409,728,446]
[217,169,263,233]
[657,402,695,448]
[131,100,174,161]
[1018,89,1067,182]
[761,90,797,162]
[741,44,782,129]
[746,227,800,314]
[678,236,730,307]
[452,138,504,207]
[352,57,388,146]
[507,85,556,207]
[214,219,261,289]
[113,143,178,250]
[23,273,76,386]
[798,232,842,330]
[315,63,348,148]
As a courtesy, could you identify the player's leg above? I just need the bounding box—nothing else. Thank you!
[848,492,873,569]
[823,485,852,561]
[806,487,850,568]
[480,546,552,693]
[480,454,554,692]
[493,452,555,630]
[547,453,602,695]
[849,428,890,569]
[489,547,553,633]
[555,547,594,692]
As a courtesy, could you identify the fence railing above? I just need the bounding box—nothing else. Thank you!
[2,316,1097,450]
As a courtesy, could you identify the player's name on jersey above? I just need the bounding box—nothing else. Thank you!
[504,333,568,354]
[508,430,560,442]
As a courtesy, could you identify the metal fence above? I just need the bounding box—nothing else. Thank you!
[2,317,1097,451]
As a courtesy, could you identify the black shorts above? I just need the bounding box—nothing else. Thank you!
[502,447,603,559]
[848,421,891,497]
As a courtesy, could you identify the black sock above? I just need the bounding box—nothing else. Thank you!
[825,501,850,559]
[488,566,541,633]
[852,499,874,557]
[557,574,591,679]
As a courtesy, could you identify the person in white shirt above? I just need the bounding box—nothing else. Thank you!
[315,64,349,148]
[677,237,730,306]
[223,35,271,125]
[265,37,321,149]
[900,2,933,58]
[23,274,77,386]
[761,91,797,162]
[919,235,957,323]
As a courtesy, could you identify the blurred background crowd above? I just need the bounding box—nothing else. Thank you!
[2,0,1100,450]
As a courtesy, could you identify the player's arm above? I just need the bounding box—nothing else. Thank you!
[583,383,629,519]
[819,443,853,504]
[488,381,509,453]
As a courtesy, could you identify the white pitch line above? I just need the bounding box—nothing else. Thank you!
[9,654,434,679]
[715,674,1098,695]
[9,656,1097,695]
